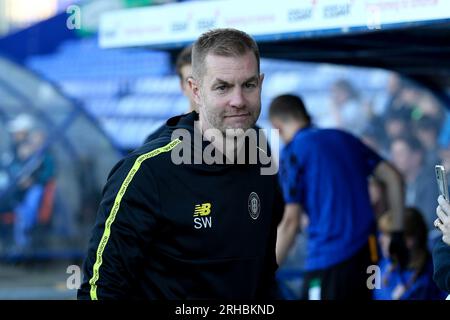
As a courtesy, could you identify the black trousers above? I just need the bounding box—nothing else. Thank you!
[300,236,378,300]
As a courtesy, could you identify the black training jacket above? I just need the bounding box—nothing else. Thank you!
[78,112,283,300]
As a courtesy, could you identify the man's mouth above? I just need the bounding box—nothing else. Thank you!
[224,113,250,118]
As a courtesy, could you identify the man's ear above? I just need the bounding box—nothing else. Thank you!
[188,77,201,105]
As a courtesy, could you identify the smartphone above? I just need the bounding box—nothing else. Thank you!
[435,165,449,202]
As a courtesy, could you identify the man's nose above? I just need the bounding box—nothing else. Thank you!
[229,88,245,109]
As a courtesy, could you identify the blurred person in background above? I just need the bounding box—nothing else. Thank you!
[397,80,421,114]
[433,195,450,294]
[382,108,411,151]
[1,115,38,227]
[383,74,404,112]
[381,79,417,132]
[364,74,404,154]
[390,134,438,231]
[144,45,196,143]
[1,114,55,252]
[414,115,440,168]
[374,208,446,300]
[78,28,283,300]
[325,78,370,136]
[269,94,406,300]
[416,93,445,124]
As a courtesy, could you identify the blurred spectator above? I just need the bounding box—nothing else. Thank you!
[390,135,438,231]
[174,45,196,112]
[374,208,446,300]
[2,114,56,251]
[381,79,418,126]
[414,115,440,167]
[398,80,421,112]
[0,114,35,212]
[416,93,445,124]
[323,79,370,136]
[367,74,404,137]
[383,74,404,112]
[383,108,411,147]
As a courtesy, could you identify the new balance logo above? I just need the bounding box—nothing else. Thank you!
[193,203,212,229]
[194,203,211,217]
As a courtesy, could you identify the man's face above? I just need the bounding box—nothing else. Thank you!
[190,51,263,133]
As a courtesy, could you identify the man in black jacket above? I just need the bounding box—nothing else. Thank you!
[78,28,282,300]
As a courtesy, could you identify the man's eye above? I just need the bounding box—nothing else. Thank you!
[245,82,257,89]
[216,85,227,91]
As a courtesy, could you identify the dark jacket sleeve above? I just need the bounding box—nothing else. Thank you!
[77,156,160,300]
[432,239,450,293]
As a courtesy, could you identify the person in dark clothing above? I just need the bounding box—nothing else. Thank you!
[144,45,196,143]
[433,195,450,295]
[78,28,283,300]
[269,94,406,300]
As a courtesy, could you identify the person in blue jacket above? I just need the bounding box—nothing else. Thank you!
[269,94,407,300]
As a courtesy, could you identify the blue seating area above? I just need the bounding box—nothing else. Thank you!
[25,37,390,152]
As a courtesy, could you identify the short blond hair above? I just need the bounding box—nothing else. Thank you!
[192,28,260,82]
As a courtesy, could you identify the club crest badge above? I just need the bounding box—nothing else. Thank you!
[248,192,260,220]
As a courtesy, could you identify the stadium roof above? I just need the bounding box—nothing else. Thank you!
[98,0,450,105]
[257,20,450,104]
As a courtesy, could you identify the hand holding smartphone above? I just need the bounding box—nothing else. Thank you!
[435,165,449,202]
[435,165,450,235]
